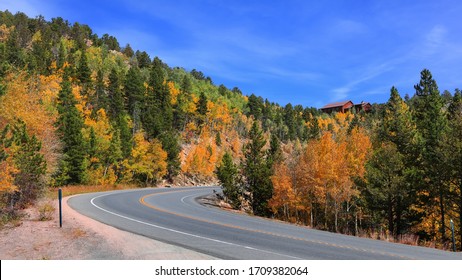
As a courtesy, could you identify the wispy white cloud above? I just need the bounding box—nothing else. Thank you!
[0,0,59,18]
[420,25,448,57]
[407,24,462,65]
[0,0,43,16]
[331,87,349,101]
[205,28,297,58]
[265,67,322,81]
[329,62,395,101]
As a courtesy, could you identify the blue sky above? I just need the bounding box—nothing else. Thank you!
[2,0,462,107]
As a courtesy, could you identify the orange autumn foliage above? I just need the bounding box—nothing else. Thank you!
[0,157,18,197]
[270,128,372,230]
[346,127,372,178]
[182,127,220,179]
[206,100,233,132]
[269,161,297,220]
[0,72,60,174]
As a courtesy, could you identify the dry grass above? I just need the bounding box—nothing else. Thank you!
[357,229,420,246]
[71,228,87,238]
[397,234,420,246]
[37,201,55,221]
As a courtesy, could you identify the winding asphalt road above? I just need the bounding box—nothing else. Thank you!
[68,187,462,260]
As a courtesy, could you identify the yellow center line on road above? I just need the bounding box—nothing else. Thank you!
[139,189,411,260]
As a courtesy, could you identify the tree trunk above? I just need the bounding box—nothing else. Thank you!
[439,185,447,244]
[325,198,328,230]
[324,186,328,230]
[396,196,402,238]
[334,201,338,233]
[388,195,394,238]
[355,211,358,236]
[310,204,313,228]
[346,201,350,235]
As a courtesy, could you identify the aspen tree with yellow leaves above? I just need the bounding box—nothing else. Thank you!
[124,132,167,185]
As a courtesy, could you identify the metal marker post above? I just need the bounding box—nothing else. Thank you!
[450,219,456,252]
[58,188,62,228]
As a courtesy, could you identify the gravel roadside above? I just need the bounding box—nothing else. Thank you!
[0,196,216,260]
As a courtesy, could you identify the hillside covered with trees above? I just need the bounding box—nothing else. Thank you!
[0,10,461,251]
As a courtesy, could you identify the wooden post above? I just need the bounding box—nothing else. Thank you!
[58,188,62,228]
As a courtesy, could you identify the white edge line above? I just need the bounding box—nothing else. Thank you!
[90,192,301,260]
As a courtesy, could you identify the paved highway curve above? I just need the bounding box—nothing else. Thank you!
[68,186,462,260]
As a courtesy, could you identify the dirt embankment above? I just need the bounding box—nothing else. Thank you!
[0,196,215,260]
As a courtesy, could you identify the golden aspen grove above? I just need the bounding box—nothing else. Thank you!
[1,10,462,252]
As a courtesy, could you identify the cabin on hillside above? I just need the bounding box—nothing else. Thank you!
[320,100,354,114]
[354,101,372,112]
[320,100,372,114]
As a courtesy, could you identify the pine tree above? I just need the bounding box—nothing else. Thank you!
[77,50,91,85]
[108,68,125,120]
[136,51,151,68]
[216,152,241,209]
[142,57,173,138]
[160,131,181,181]
[308,116,321,140]
[215,131,222,147]
[5,29,24,67]
[107,68,132,158]
[88,127,98,161]
[364,142,405,237]
[140,58,179,180]
[195,92,208,128]
[117,115,132,158]
[180,75,192,95]
[365,87,419,237]
[57,40,66,69]
[10,120,47,207]
[0,48,6,97]
[412,69,449,243]
[379,87,418,156]
[197,92,208,115]
[55,69,87,184]
[124,66,144,133]
[0,75,5,97]
[122,43,134,58]
[284,103,296,141]
[448,88,462,117]
[0,125,10,162]
[93,69,108,114]
[242,121,273,216]
[103,129,123,178]
[443,90,462,250]
[267,133,282,167]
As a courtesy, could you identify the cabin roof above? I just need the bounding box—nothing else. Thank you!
[321,100,353,109]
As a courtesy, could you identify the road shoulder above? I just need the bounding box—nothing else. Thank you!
[0,195,216,260]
